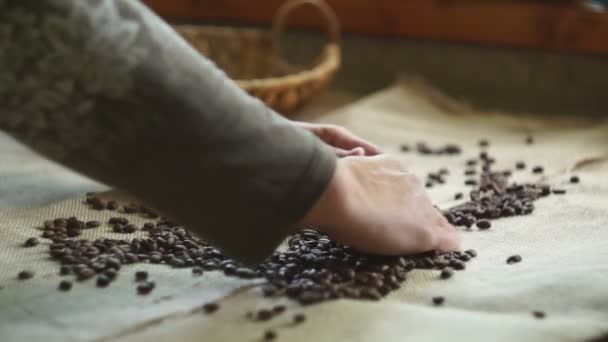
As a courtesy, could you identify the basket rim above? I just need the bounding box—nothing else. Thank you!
[173,24,341,90]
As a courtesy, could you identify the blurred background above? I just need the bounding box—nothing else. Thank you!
[143,0,608,117]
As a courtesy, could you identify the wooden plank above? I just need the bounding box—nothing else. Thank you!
[142,0,608,55]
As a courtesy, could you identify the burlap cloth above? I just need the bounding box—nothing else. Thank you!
[1,80,607,342]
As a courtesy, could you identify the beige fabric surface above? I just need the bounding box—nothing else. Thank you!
[1,80,608,342]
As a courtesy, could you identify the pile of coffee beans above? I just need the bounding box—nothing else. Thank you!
[34,208,477,305]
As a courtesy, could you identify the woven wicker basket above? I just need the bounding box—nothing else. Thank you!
[174,0,341,116]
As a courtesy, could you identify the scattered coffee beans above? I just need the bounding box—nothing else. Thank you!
[506,255,522,264]
[18,270,34,280]
[439,268,454,279]
[432,296,445,306]
[24,237,39,247]
[293,313,306,324]
[86,220,101,228]
[202,302,219,314]
[58,280,72,291]
[532,310,546,319]
[137,281,155,295]
[476,220,492,230]
[264,330,277,341]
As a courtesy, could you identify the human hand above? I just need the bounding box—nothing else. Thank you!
[302,155,459,255]
[295,122,382,157]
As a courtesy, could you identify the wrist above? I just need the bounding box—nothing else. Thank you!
[301,159,349,228]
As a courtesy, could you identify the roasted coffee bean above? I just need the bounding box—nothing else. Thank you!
[515,161,526,170]
[137,281,155,295]
[58,280,72,291]
[96,275,111,288]
[439,268,454,279]
[123,205,138,214]
[264,330,277,341]
[400,145,410,152]
[532,310,546,319]
[18,270,34,280]
[479,139,489,147]
[454,192,463,200]
[425,182,433,188]
[464,169,476,176]
[105,268,118,279]
[293,313,306,324]
[257,309,274,321]
[438,168,449,176]
[526,135,534,144]
[106,201,119,210]
[466,159,477,166]
[76,268,95,281]
[552,189,566,195]
[432,296,445,305]
[53,218,67,228]
[135,271,148,282]
[465,249,478,258]
[476,220,492,230]
[109,217,128,225]
[85,220,101,228]
[451,261,466,271]
[202,302,219,314]
[465,179,478,186]
[24,237,39,247]
[123,224,138,233]
[532,166,544,174]
[272,305,286,315]
[569,176,580,184]
[506,255,522,264]
[192,267,203,276]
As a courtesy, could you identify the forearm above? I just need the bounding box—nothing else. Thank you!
[0,0,336,262]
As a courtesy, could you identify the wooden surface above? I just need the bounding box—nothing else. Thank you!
[143,0,608,55]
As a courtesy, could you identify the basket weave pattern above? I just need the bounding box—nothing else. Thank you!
[174,0,341,115]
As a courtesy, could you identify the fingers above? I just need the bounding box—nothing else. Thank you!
[335,147,365,158]
[320,125,382,156]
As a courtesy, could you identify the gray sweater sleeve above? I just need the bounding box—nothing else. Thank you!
[0,0,336,263]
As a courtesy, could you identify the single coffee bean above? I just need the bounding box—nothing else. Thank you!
[479,139,489,147]
[106,201,119,210]
[451,261,466,271]
[532,166,544,174]
[526,135,534,144]
[76,268,95,281]
[58,280,72,291]
[192,267,203,276]
[465,179,478,186]
[464,169,476,176]
[18,270,34,280]
[135,271,148,282]
[506,255,522,264]
[439,268,454,279]
[400,145,410,152]
[96,275,111,288]
[515,161,526,170]
[425,182,433,188]
[476,220,492,230]
[465,249,478,258]
[479,152,488,159]
[532,310,546,319]
[454,192,463,200]
[257,309,274,321]
[569,176,580,184]
[272,305,286,315]
[202,302,219,314]
[552,189,566,195]
[264,330,277,341]
[438,168,449,175]
[123,224,138,233]
[137,281,155,295]
[432,296,445,306]
[85,220,101,228]
[293,313,307,324]
[24,237,39,247]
